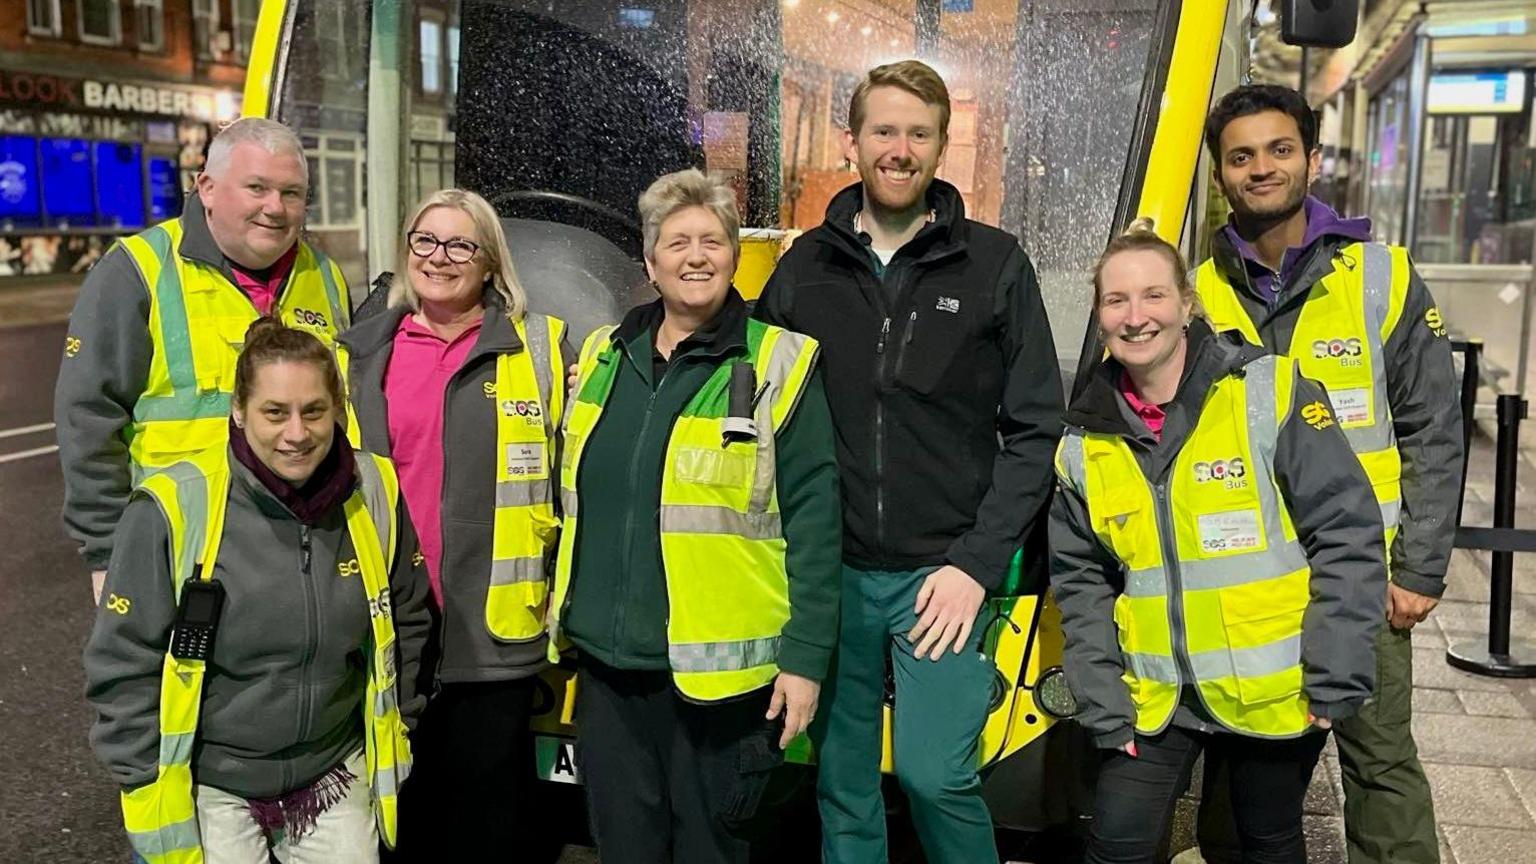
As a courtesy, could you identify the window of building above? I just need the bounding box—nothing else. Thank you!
[447,24,460,98]
[233,0,261,63]
[411,140,456,206]
[78,0,122,45]
[302,134,363,229]
[26,0,62,37]
[40,138,96,226]
[135,0,164,52]
[0,136,43,227]
[147,156,181,221]
[193,0,219,60]
[420,18,444,96]
[95,142,146,229]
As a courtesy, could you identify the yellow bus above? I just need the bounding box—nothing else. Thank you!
[240,0,1352,852]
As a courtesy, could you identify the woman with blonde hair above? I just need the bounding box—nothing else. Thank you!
[337,188,572,859]
[1051,220,1386,863]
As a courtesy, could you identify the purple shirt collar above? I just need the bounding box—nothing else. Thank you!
[1220,196,1373,303]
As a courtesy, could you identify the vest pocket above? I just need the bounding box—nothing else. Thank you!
[485,577,550,643]
[1217,587,1306,705]
[673,445,756,489]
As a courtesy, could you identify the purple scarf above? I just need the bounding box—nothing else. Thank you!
[228,417,357,525]
[245,761,358,840]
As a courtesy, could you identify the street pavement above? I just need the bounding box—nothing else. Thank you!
[5,290,1536,862]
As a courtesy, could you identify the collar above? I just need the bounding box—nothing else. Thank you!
[818,179,969,266]
[613,287,749,360]
[1065,317,1239,436]
[227,419,357,526]
[854,208,937,249]
[339,288,521,359]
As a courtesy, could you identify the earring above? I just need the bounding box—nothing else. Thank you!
[1181,322,1190,334]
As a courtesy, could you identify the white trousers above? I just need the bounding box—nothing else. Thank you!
[193,750,377,864]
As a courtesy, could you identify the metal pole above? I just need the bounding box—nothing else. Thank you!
[1402,29,1432,250]
[1448,393,1536,677]
[1489,394,1523,656]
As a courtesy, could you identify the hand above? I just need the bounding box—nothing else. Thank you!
[91,569,107,605]
[1387,583,1439,631]
[907,565,987,660]
[1118,740,1139,757]
[1307,712,1333,730]
[566,363,580,392]
[766,672,820,749]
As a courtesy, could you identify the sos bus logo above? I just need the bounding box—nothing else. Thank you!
[501,399,544,425]
[1312,337,1363,366]
[1193,457,1247,485]
[291,308,330,329]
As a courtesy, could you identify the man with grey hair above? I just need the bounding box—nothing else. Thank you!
[55,117,351,603]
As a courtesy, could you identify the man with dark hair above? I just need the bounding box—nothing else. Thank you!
[1193,83,1458,864]
[754,60,1062,864]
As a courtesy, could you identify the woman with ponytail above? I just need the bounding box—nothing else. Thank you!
[1049,220,1386,863]
[86,317,431,864]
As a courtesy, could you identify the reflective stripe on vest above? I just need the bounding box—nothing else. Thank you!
[1195,242,1405,536]
[123,448,408,862]
[484,313,566,642]
[1055,355,1313,738]
[117,217,348,484]
[549,320,820,701]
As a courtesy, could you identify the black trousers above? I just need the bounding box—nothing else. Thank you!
[391,678,538,862]
[575,656,783,864]
[1086,725,1328,864]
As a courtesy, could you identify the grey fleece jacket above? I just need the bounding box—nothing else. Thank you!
[1050,323,1386,748]
[55,196,349,570]
[1207,213,1462,598]
[337,294,575,685]
[84,449,432,798]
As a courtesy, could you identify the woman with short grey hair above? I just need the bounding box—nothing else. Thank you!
[549,168,842,863]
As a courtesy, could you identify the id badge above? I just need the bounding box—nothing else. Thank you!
[1328,388,1372,426]
[505,442,547,479]
[1197,509,1262,554]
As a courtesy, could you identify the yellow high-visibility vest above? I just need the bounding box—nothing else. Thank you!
[117,217,349,483]
[1055,355,1313,738]
[1196,242,1408,542]
[120,446,409,863]
[549,318,820,701]
[340,312,566,642]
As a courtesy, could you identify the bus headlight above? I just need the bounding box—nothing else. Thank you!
[1034,666,1078,719]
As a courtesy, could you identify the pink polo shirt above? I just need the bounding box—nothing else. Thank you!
[384,314,483,605]
[1120,371,1167,441]
[229,245,298,315]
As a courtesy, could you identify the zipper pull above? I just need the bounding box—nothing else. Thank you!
[300,527,312,573]
[904,310,916,343]
[877,317,891,354]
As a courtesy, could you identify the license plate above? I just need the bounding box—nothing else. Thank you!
[535,735,581,785]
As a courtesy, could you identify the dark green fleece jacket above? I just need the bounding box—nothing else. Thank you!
[562,290,842,682]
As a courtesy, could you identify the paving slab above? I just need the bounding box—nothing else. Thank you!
[1414,647,1519,692]
[1444,824,1536,864]
[1415,687,1465,714]
[1414,712,1536,768]
[1457,689,1531,717]
[1304,753,1343,815]
[1423,763,1533,829]
[1301,815,1346,864]
[1504,768,1536,825]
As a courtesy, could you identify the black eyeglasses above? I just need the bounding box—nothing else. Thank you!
[407,231,480,264]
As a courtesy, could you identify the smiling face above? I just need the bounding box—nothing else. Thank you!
[844,85,946,215]
[1096,247,1193,380]
[1214,109,1321,224]
[406,205,489,312]
[196,142,308,270]
[232,359,338,486]
[645,205,736,317]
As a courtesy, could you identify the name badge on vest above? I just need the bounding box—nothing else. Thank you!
[1197,509,1262,553]
[1328,388,1371,426]
[505,443,547,478]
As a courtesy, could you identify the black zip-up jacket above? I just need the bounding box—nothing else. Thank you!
[1050,321,1385,747]
[754,180,1063,590]
[1205,230,1462,597]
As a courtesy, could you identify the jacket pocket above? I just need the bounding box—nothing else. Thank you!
[892,305,968,396]
[672,445,756,489]
[1217,585,1306,705]
[485,576,550,643]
